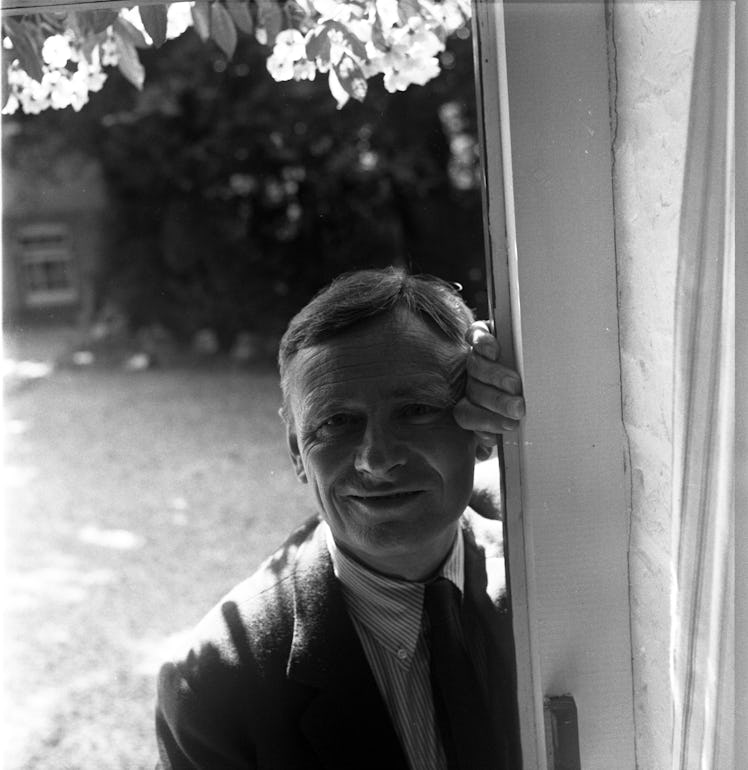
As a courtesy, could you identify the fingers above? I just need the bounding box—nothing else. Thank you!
[453,398,522,436]
[455,320,525,439]
[466,351,523,396]
[465,377,525,420]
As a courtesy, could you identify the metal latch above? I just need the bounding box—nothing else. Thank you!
[544,695,581,770]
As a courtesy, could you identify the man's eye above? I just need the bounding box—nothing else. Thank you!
[324,414,353,427]
[400,404,444,422]
[315,414,361,435]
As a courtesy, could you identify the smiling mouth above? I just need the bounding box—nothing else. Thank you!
[348,491,423,502]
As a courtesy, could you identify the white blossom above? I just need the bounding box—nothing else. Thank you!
[406,25,443,59]
[3,94,19,114]
[267,51,294,81]
[383,55,440,92]
[5,30,112,115]
[166,3,194,40]
[41,35,72,68]
[347,19,372,44]
[7,0,475,115]
[293,60,317,81]
[327,66,350,109]
[375,0,400,31]
[267,29,307,81]
[274,29,307,60]
[100,34,120,67]
[44,71,71,109]
[420,0,467,33]
[82,57,107,93]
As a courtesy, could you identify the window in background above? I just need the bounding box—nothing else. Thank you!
[17,223,78,307]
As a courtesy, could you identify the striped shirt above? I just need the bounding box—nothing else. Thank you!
[325,524,465,770]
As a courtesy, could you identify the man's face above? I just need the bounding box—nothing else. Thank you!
[285,308,478,579]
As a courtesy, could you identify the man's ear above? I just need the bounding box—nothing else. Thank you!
[286,423,307,483]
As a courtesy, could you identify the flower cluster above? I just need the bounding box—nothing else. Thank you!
[3,0,472,115]
[3,33,110,114]
[264,0,472,108]
[2,4,193,115]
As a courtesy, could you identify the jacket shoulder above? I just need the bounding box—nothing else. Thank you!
[172,515,322,674]
[155,516,325,767]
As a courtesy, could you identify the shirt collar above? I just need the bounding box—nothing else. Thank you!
[324,522,465,662]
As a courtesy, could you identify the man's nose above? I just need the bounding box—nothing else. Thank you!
[353,421,406,477]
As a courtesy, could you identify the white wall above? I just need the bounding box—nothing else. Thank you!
[609,4,699,768]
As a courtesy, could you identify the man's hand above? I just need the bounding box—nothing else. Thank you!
[453,321,525,456]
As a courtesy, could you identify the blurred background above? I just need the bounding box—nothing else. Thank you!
[3,20,487,770]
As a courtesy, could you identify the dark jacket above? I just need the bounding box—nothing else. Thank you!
[156,510,517,770]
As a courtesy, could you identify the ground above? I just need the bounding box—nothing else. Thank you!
[4,332,310,769]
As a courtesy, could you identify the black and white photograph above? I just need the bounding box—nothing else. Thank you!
[3,1,738,769]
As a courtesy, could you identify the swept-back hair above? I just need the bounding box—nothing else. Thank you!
[278,267,475,420]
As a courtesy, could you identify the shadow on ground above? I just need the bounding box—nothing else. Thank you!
[4,327,310,769]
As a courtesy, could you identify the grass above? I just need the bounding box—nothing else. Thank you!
[4,364,311,769]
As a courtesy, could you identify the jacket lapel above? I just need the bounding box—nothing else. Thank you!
[287,522,409,770]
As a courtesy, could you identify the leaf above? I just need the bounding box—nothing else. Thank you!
[371,12,387,51]
[114,29,145,89]
[256,0,282,46]
[80,29,106,64]
[305,28,330,64]
[138,4,168,48]
[225,0,253,35]
[431,24,447,45]
[3,18,44,83]
[326,21,367,61]
[73,10,119,35]
[333,55,367,104]
[36,13,67,36]
[283,0,307,27]
[398,0,422,26]
[211,3,237,58]
[113,17,149,49]
[2,47,11,109]
[191,2,211,42]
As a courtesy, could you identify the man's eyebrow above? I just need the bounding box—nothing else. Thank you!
[299,377,459,412]
[388,380,454,400]
[299,390,348,419]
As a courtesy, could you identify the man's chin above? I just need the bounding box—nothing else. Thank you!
[344,519,461,580]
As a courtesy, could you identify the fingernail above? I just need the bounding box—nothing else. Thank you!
[510,397,525,418]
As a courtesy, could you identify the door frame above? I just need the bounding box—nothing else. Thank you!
[472,2,636,767]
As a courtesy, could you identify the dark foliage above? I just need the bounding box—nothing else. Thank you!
[8,30,487,346]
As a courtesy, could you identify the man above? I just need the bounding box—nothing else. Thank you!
[156,268,525,769]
